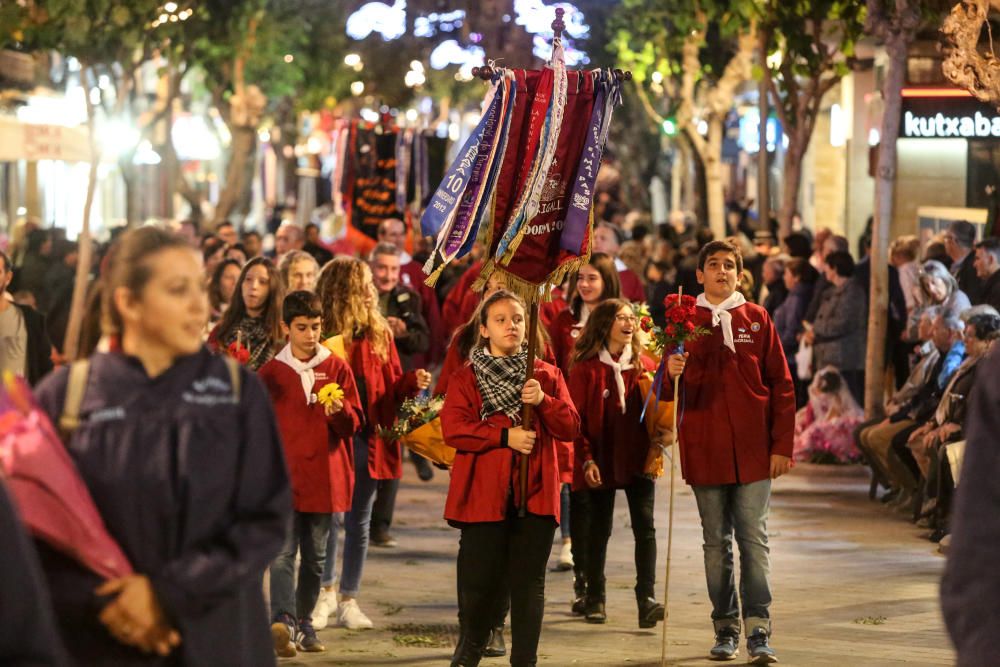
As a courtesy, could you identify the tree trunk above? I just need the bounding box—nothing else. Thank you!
[704,118,726,239]
[120,158,139,227]
[865,34,907,419]
[778,143,805,240]
[212,125,257,225]
[670,140,684,213]
[63,65,100,361]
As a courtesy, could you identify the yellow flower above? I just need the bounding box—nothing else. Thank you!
[317,382,345,407]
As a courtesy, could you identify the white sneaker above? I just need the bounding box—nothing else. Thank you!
[557,540,574,571]
[311,588,337,630]
[337,598,374,630]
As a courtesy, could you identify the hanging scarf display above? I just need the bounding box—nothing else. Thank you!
[395,129,413,213]
[420,72,514,284]
[560,70,622,253]
[348,123,403,239]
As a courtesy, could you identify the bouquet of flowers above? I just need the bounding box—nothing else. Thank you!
[378,395,454,468]
[226,331,250,365]
[638,294,710,357]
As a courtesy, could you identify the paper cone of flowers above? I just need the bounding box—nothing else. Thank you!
[402,417,455,468]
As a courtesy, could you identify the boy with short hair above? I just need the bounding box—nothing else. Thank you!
[259,291,362,657]
[667,240,796,664]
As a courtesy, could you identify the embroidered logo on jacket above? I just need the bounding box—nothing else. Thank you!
[183,376,238,406]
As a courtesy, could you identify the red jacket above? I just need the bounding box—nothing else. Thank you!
[619,268,646,303]
[567,354,655,491]
[667,302,795,486]
[259,353,362,513]
[539,288,568,330]
[441,361,580,524]
[441,260,483,333]
[348,334,422,480]
[549,309,581,377]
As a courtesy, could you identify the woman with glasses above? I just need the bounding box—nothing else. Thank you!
[565,299,665,628]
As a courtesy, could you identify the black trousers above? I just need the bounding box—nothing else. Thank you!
[569,490,591,590]
[584,477,657,601]
[456,509,556,666]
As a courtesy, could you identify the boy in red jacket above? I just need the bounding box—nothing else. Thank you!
[667,240,795,664]
[259,291,362,657]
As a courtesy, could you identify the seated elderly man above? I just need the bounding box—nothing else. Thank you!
[910,312,1000,541]
[856,307,942,494]
[859,310,966,514]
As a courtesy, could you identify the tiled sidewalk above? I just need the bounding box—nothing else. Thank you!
[287,463,954,666]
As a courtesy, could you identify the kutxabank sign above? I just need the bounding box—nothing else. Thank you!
[901,98,1000,139]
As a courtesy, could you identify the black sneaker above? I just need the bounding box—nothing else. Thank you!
[571,574,587,615]
[637,597,665,629]
[271,613,298,658]
[747,630,778,664]
[584,599,606,624]
[483,625,506,658]
[296,617,326,653]
[709,629,739,661]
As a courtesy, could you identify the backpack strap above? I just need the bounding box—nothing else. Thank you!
[59,359,91,436]
[223,356,242,402]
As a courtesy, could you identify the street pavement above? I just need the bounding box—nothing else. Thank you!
[285,463,955,666]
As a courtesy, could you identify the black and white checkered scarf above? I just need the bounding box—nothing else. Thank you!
[470,346,527,421]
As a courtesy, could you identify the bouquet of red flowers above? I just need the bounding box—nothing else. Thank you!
[638,294,710,357]
[226,331,250,365]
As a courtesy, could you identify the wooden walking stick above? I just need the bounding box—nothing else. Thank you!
[660,286,683,666]
[518,301,541,518]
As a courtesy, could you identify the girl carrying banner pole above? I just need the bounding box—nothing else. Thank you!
[441,290,579,667]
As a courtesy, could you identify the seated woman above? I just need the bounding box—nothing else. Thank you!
[793,366,864,464]
[911,311,1000,540]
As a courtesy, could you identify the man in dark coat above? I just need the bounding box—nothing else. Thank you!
[1,250,54,386]
[369,243,433,546]
[941,347,1000,665]
[0,478,68,666]
[973,238,1000,311]
[945,220,982,305]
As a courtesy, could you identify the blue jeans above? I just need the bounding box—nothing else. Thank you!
[321,512,344,588]
[325,434,379,598]
[269,511,332,621]
[691,479,772,635]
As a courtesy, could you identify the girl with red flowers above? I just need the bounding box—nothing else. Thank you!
[567,299,665,628]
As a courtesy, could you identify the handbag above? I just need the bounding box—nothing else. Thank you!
[795,341,813,381]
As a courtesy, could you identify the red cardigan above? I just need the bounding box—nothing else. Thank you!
[567,354,655,491]
[666,302,795,486]
[259,354,362,513]
[548,308,581,378]
[441,361,580,524]
[348,334,422,480]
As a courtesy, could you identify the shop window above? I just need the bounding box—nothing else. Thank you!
[967,140,1000,213]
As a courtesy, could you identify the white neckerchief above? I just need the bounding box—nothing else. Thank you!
[614,257,627,272]
[598,344,634,413]
[275,343,332,404]
[696,291,747,354]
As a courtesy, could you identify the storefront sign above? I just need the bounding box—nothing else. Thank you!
[901,97,1000,139]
